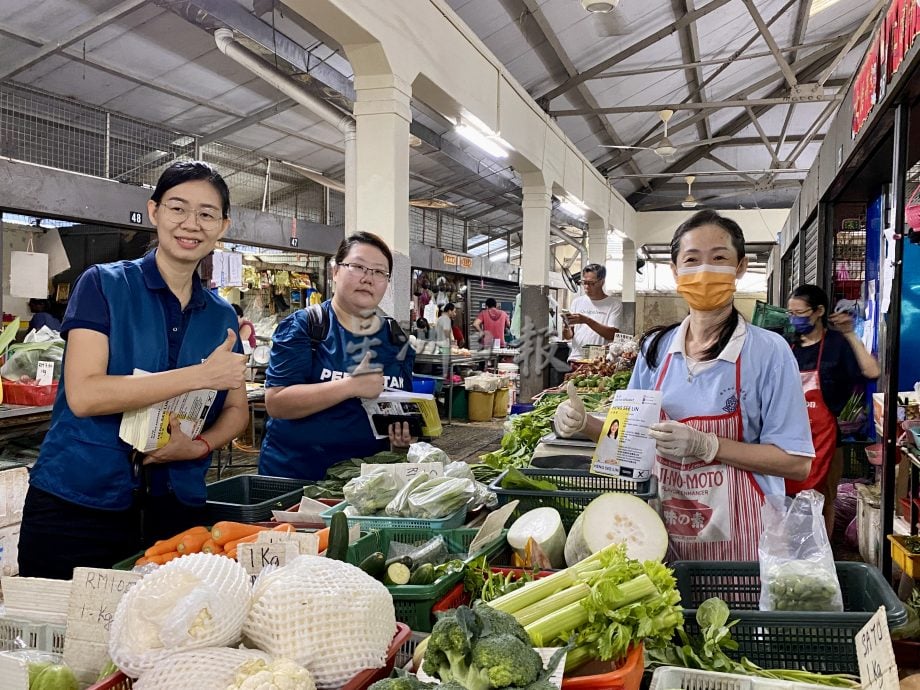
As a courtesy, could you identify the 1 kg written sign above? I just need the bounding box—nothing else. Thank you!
[856,606,898,690]
[63,567,141,686]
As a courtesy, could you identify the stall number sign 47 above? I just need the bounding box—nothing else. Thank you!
[856,606,898,690]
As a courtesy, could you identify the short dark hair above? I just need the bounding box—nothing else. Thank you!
[150,161,231,218]
[582,263,606,282]
[231,303,244,317]
[335,232,393,274]
[670,209,745,263]
[485,298,497,308]
[440,302,456,316]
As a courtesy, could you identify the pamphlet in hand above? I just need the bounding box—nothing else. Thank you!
[590,389,661,481]
[361,388,434,440]
[118,369,217,452]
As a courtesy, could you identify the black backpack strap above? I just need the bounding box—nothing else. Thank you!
[383,316,408,347]
[305,303,329,349]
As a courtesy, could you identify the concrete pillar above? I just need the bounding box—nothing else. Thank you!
[587,217,607,269]
[353,73,412,323]
[518,173,554,401]
[621,239,637,335]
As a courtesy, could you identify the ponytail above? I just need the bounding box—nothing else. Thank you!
[639,308,739,369]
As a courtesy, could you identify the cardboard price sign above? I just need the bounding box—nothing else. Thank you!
[856,606,899,690]
[238,541,300,577]
[63,567,142,686]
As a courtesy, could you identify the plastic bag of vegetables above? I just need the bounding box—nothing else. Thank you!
[406,476,476,519]
[343,467,401,515]
[108,553,252,677]
[758,490,843,612]
[243,555,396,689]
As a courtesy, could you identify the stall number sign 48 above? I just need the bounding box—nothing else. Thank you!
[856,606,898,690]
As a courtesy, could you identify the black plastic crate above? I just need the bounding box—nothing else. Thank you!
[205,474,311,523]
[672,560,907,675]
[488,468,657,528]
[841,441,874,480]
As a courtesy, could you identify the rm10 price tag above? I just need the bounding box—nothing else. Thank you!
[856,606,898,690]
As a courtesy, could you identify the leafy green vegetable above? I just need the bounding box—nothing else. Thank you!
[499,469,558,492]
[480,392,610,470]
[463,556,538,603]
[646,597,860,687]
[303,451,406,498]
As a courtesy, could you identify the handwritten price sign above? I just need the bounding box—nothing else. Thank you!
[856,606,898,690]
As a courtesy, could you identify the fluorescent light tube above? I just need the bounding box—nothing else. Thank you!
[455,124,509,158]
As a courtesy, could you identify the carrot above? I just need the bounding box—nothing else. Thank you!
[135,556,150,567]
[211,521,267,546]
[144,526,208,557]
[143,551,180,565]
[314,527,330,554]
[177,531,211,554]
[201,538,223,554]
[226,524,295,560]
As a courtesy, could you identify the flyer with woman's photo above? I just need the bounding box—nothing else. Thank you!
[590,390,662,481]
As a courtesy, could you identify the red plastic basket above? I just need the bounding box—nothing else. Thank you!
[561,644,644,690]
[85,624,411,690]
[1,380,58,406]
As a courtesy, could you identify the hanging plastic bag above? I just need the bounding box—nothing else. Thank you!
[758,490,843,612]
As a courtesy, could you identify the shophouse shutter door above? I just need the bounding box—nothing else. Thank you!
[803,222,819,284]
[467,278,519,345]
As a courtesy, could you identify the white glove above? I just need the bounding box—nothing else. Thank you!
[554,381,587,438]
[648,420,719,462]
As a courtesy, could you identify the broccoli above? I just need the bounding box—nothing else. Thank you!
[367,676,435,690]
[472,601,531,643]
[520,680,557,690]
[423,605,544,690]
[470,633,543,689]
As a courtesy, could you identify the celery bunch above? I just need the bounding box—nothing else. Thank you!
[486,543,683,668]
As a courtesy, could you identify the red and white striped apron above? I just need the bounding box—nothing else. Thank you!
[654,353,765,561]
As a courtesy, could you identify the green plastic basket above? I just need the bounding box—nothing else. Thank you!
[488,468,657,528]
[671,560,907,675]
[320,501,468,530]
[112,531,378,571]
[349,527,508,632]
[206,475,313,523]
[752,300,792,338]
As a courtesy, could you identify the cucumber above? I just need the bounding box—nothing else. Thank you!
[408,563,436,585]
[383,561,412,586]
[325,510,349,561]
[358,552,386,579]
[384,555,414,570]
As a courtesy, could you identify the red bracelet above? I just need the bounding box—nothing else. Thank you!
[194,435,212,458]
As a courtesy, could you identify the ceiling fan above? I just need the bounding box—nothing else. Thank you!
[600,110,732,159]
[681,176,700,209]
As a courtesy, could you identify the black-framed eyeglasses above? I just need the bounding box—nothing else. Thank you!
[787,308,814,317]
[339,262,390,282]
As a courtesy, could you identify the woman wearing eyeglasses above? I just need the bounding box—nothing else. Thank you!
[554,211,815,561]
[258,232,416,480]
[18,161,250,579]
[786,284,879,534]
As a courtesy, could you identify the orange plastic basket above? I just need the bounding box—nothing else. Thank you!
[561,643,644,690]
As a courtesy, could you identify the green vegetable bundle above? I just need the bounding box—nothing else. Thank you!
[480,392,608,470]
[302,451,406,499]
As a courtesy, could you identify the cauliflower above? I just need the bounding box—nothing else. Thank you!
[109,554,251,677]
[228,658,316,690]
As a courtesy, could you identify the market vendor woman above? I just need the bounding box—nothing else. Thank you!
[258,232,415,480]
[19,162,249,579]
[554,210,815,560]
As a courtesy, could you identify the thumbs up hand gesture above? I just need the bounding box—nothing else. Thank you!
[349,351,385,400]
[554,380,588,438]
[201,328,247,390]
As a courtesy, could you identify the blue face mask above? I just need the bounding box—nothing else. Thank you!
[789,315,815,334]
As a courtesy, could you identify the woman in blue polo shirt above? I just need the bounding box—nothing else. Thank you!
[259,232,416,480]
[554,210,815,561]
[18,162,249,579]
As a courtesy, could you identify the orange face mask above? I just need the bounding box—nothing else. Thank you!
[676,264,738,311]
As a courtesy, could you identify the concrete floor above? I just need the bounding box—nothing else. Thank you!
[207,419,506,482]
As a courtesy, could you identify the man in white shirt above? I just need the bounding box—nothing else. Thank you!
[563,263,623,362]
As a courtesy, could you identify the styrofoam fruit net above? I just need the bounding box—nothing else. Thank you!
[243,555,396,689]
[133,647,270,690]
[108,553,251,677]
